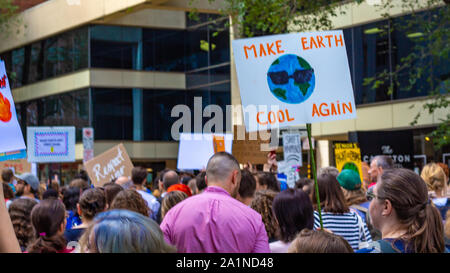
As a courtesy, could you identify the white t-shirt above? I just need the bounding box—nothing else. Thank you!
[269,240,291,253]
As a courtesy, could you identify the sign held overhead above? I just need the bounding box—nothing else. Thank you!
[232,30,356,132]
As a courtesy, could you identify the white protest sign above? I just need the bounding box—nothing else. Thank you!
[177,133,233,170]
[27,127,76,163]
[232,30,356,132]
[0,60,26,162]
[82,127,94,162]
[283,133,302,167]
[277,160,299,188]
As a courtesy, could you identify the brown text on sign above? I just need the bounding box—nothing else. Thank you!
[301,34,344,50]
[244,40,285,59]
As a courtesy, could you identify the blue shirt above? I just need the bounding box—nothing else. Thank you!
[66,210,82,230]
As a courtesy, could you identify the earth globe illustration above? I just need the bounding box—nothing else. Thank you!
[267,54,315,104]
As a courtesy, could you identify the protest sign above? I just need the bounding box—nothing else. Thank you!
[349,130,414,169]
[27,127,76,163]
[177,133,233,170]
[0,158,31,175]
[277,160,299,188]
[232,125,270,164]
[334,143,363,182]
[283,133,302,167]
[232,30,356,132]
[0,60,26,162]
[83,128,94,162]
[84,143,134,187]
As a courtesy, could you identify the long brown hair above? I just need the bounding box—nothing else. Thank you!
[8,198,38,250]
[343,188,368,207]
[378,168,445,253]
[312,174,349,214]
[250,190,279,240]
[27,199,67,253]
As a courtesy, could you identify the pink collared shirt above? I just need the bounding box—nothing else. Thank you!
[160,186,270,253]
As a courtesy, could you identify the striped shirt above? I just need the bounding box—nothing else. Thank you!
[314,210,372,250]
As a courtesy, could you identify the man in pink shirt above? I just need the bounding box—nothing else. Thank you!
[160,152,270,253]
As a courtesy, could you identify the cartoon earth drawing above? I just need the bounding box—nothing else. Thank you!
[267,54,315,104]
[0,92,12,122]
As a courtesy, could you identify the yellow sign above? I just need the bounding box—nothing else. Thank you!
[334,143,363,181]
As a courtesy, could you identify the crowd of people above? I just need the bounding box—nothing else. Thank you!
[0,153,449,253]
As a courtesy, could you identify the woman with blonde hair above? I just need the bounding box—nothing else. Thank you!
[161,191,188,220]
[421,163,449,221]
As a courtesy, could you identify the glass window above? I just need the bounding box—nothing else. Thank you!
[186,25,209,71]
[391,10,445,100]
[91,40,134,69]
[92,88,133,140]
[90,25,141,70]
[187,64,230,89]
[143,29,186,72]
[209,19,230,66]
[15,89,89,141]
[143,89,189,141]
[28,42,44,84]
[11,48,25,88]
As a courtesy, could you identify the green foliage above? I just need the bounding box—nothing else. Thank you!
[0,0,20,36]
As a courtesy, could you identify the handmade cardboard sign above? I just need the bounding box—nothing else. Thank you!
[0,158,31,175]
[0,60,26,162]
[334,143,363,182]
[27,127,76,163]
[84,143,134,187]
[232,125,271,164]
[177,133,233,170]
[232,30,356,132]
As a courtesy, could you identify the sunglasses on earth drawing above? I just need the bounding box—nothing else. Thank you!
[267,69,314,85]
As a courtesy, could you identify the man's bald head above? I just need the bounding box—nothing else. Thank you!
[163,170,179,190]
[115,176,131,186]
[206,152,241,185]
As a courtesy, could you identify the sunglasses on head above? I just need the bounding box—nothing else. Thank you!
[267,69,314,85]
